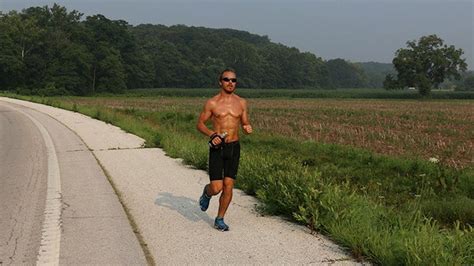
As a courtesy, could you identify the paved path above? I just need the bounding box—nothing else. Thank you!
[0,100,146,265]
[0,97,356,265]
[0,102,47,265]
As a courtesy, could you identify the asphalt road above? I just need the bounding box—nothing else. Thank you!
[0,101,146,265]
[0,102,47,265]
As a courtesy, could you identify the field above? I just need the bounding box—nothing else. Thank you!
[64,96,473,168]
[5,90,474,264]
[120,88,474,99]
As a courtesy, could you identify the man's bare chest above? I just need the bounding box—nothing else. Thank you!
[212,104,242,119]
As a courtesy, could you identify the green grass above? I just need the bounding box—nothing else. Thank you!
[3,92,473,264]
[98,88,474,99]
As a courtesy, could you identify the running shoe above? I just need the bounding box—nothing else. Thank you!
[199,185,211,211]
[214,217,229,231]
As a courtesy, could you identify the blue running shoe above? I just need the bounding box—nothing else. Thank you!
[214,217,229,231]
[199,185,211,211]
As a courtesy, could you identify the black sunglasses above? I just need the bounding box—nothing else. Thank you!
[222,77,237,83]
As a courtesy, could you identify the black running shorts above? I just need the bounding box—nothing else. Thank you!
[209,141,240,180]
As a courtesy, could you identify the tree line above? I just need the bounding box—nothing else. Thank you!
[1,5,471,96]
[0,4,379,95]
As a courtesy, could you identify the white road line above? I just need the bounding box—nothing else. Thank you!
[9,106,62,266]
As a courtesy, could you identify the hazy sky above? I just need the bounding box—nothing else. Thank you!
[2,0,473,69]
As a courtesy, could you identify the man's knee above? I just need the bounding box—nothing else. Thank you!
[223,177,234,190]
[209,181,223,195]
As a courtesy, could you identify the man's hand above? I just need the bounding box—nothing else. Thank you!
[243,124,253,134]
[209,132,227,149]
[211,134,223,146]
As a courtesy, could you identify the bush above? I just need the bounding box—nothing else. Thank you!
[38,82,69,96]
[15,86,34,95]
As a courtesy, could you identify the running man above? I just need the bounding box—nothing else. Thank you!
[196,69,253,231]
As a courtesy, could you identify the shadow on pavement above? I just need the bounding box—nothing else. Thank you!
[154,192,214,225]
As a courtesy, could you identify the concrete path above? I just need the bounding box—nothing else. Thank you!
[1,97,357,265]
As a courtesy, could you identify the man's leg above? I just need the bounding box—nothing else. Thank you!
[217,177,234,218]
[200,180,222,211]
[201,146,223,211]
[214,143,238,231]
[208,180,223,196]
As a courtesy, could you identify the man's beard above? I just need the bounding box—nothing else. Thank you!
[223,87,234,94]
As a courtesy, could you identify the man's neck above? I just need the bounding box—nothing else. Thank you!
[220,90,234,98]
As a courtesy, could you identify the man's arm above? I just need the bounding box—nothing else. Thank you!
[197,100,215,137]
[240,99,253,134]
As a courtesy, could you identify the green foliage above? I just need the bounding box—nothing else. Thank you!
[0,5,152,95]
[159,132,208,170]
[122,88,474,99]
[421,196,474,226]
[383,74,401,90]
[84,14,150,93]
[132,24,333,89]
[326,58,368,88]
[387,34,467,96]
[1,4,384,93]
[37,82,68,96]
[357,62,395,88]
[463,75,474,91]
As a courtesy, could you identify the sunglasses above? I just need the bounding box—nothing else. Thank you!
[221,77,237,83]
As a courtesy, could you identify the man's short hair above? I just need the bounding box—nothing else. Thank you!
[219,68,236,81]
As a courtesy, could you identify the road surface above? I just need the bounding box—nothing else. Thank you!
[0,100,145,265]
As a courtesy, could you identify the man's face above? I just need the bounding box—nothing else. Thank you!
[219,71,237,94]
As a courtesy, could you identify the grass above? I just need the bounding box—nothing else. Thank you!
[109,88,474,99]
[3,91,473,264]
[33,95,474,168]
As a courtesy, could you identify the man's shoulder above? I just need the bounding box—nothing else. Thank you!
[235,95,247,104]
[230,93,245,101]
[205,95,219,107]
[208,94,220,102]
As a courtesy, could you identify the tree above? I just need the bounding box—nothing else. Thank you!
[0,14,24,90]
[258,43,290,88]
[38,4,92,94]
[385,34,467,95]
[358,62,395,88]
[0,10,44,90]
[220,39,263,88]
[383,74,400,90]
[463,75,474,91]
[326,58,368,88]
[84,15,133,93]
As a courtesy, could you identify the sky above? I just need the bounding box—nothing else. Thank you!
[1,0,473,69]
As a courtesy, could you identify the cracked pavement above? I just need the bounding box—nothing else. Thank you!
[0,102,47,265]
[0,99,145,265]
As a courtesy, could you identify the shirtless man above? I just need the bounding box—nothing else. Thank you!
[196,69,253,231]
